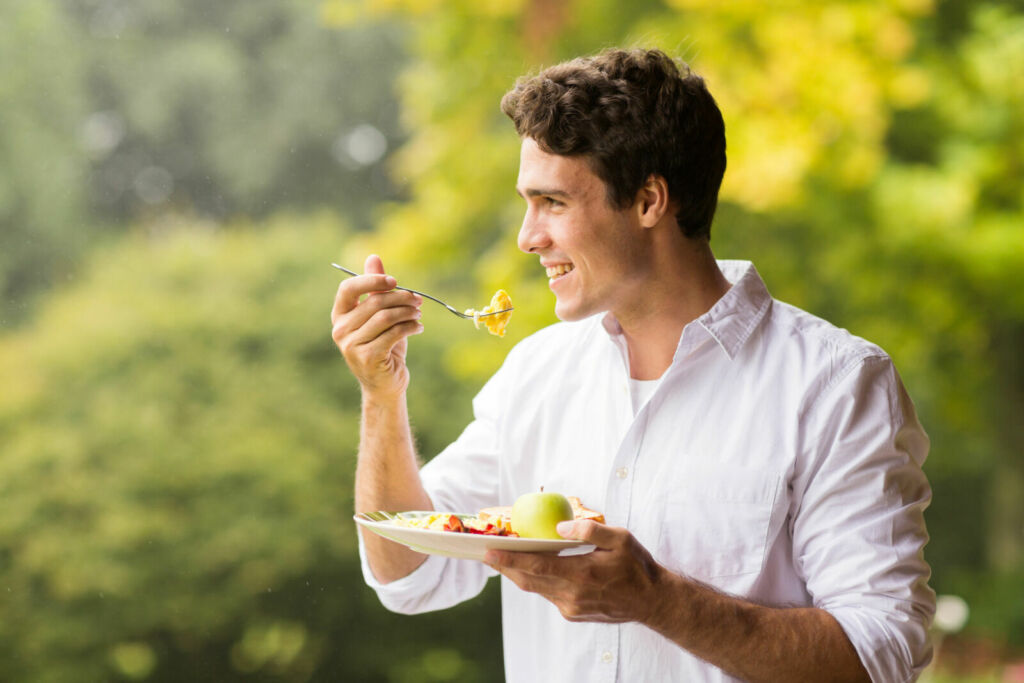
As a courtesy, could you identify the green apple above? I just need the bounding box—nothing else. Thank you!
[510,490,574,539]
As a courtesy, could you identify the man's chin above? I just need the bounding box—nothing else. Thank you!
[553,301,593,322]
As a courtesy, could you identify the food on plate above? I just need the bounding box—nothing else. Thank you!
[393,511,514,536]
[478,505,512,525]
[390,496,602,539]
[511,490,574,539]
[567,496,605,523]
[480,497,604,526]
[464,289,513,337]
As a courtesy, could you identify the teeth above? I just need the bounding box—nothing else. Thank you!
[545,263,574,278]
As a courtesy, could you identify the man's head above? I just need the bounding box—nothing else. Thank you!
[501,48,726,241]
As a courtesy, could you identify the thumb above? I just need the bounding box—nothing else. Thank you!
[556,520,583,540]
[364,253,385,276]
[556,519,617,548]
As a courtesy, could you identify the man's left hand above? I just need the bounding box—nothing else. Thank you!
[484,520,665,624]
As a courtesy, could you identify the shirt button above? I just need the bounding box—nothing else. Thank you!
[616,467,628,479]
[601,651,614,663]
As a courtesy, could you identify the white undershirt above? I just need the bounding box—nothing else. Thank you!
[628,376,662,415]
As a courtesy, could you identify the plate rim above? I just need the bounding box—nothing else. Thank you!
[353,510,591,559]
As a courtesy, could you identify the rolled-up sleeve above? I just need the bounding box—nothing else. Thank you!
[792,355,935,682]
[357,539,495,614]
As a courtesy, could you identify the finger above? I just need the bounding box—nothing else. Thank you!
[485,549,563,577]
[336,289,422,334]
[332,273,397,320]
[556,520,622,549]
[365,253,385,275]
[342,304,423,350]
[484,556,552,592]
[496,567,562,598]
[359,318,424,353]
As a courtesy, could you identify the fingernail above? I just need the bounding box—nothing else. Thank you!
[556,521,575,537]
[385,276,396,288]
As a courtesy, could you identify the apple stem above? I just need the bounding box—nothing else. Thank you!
[540,486,544,492]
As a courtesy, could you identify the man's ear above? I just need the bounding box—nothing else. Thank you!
[636,174,671,228]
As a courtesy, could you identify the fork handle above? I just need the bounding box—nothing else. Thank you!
[331,263,469,317]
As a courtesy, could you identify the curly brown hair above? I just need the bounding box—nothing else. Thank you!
[501,48,726,240]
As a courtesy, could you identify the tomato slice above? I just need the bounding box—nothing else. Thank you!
[442,515,465,533]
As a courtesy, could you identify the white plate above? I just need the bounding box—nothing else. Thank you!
[354,511,593,561]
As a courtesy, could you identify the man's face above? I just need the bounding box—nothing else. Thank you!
[516,138,647,322]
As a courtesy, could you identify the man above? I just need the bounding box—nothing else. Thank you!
[331,48,935,682]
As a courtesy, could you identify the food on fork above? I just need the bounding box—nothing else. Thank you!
[465,289,513,337]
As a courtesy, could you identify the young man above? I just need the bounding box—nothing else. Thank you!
[331,49,935,682]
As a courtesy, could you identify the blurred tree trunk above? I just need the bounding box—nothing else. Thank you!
[989,324,1024,572]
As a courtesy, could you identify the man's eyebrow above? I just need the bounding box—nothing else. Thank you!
[515,187,572,199]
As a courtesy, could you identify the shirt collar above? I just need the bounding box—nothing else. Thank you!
[696,260,772,359]
[600,260,772,361]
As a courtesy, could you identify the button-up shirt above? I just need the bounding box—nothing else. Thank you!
[359,260,935,682]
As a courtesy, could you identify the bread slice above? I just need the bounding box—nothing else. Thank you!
[568,496,605,523]
[478,505,512,523]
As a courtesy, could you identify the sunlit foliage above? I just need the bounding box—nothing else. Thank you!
[0,217,501,680]
[327,0,1024,652]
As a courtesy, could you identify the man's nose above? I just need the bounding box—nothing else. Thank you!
[517,209,548,254]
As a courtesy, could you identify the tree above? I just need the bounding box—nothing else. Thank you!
[1,0,408,328]
[0,0,91,327]
[0,216,504,681]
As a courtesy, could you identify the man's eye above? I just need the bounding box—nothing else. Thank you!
[545,197,564,207]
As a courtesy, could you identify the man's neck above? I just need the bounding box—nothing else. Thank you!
[614,238,731,380]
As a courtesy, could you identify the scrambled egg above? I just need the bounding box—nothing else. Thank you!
[392,512,513,535]
[393,513,454,531]
[465,289,513,337]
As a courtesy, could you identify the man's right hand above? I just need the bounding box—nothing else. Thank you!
[332,254,433,583]
[331,254,423,398]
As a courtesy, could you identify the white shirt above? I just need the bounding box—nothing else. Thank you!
[359,260,935,683]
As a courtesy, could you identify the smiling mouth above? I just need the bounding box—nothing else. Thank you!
[545,263,575,281]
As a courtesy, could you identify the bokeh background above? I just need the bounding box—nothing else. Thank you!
[1,0,1022,680]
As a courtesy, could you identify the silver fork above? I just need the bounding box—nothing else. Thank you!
[331,263,513,319]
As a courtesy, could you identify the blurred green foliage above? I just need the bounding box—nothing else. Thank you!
[1,0,1022,680]
[0,217,502,681]
[0,0,407,328]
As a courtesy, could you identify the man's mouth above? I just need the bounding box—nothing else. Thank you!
[545,263,575,281]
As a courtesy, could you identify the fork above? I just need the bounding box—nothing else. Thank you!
[331,263,513,319]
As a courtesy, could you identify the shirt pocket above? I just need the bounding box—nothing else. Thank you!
[654,461,782,580]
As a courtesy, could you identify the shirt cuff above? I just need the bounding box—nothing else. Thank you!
[357,531,449,614]
[829,602,933,683]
